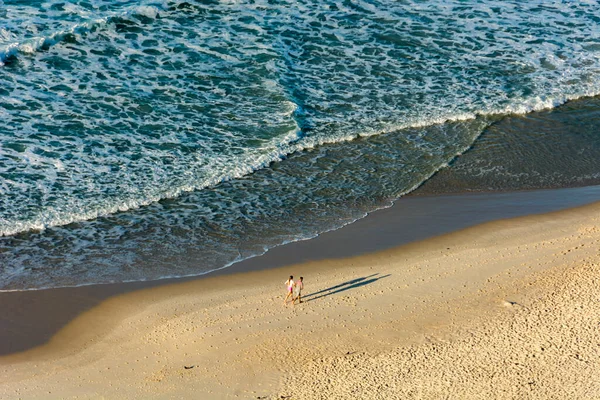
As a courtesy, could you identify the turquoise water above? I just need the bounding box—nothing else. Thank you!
[1,0,600,290]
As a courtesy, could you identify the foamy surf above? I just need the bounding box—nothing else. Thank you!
[1,0,600,290]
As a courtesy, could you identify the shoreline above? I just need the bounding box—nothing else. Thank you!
[1,185,600,357]
[0,190,599,397]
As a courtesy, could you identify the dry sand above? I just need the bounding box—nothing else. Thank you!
[1,200,600,399]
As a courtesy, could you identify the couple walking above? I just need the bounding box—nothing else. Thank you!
[284,275,304,305]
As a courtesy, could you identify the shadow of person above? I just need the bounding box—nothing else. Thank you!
[302,273,391,302]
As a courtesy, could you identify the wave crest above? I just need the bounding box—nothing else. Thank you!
[0,4,164,65]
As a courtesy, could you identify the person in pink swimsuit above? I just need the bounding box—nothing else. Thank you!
[284,275,295,305]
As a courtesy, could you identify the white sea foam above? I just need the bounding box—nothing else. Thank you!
[1,87,599,239]
[132,5,160,19]
[0,1,172,64]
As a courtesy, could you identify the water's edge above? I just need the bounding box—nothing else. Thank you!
[1,185,599,356]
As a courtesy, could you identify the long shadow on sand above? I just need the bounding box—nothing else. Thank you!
[303,273,390,303]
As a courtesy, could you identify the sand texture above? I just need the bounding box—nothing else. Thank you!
[281,245,600,399]
[1,202,600,399]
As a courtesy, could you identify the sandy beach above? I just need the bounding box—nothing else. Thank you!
[2,189,600,399]
[4,2,600,399]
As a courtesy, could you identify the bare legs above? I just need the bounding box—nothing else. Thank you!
[292,292,302,305]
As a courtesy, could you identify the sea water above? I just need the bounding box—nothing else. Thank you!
[1,0,600,290]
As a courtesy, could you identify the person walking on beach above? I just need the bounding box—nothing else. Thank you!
[293,276,304,305]
[284,275,295,305]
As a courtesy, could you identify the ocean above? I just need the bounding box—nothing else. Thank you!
[1,0,600,291]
